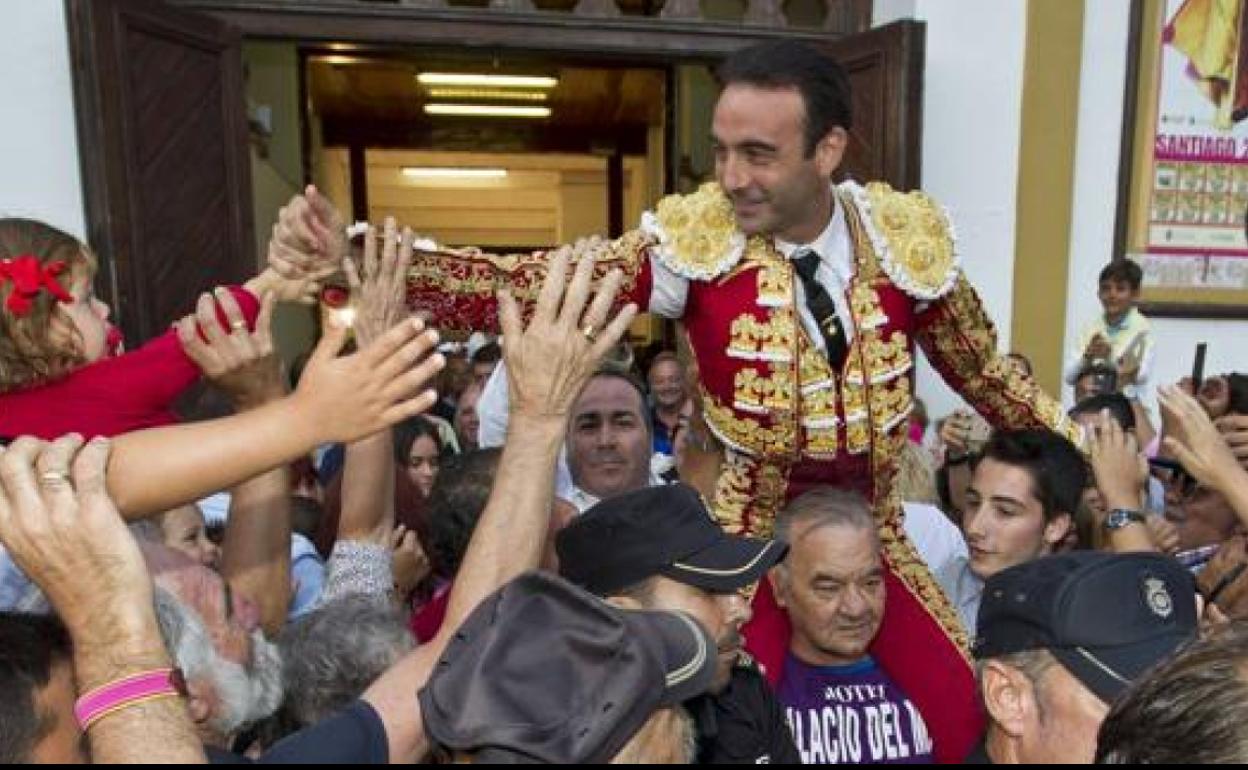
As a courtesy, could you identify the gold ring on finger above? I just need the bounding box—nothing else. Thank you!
[581,323,598,343]
[38,470,71,488]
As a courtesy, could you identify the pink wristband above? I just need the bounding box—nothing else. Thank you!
[74,668,183,730]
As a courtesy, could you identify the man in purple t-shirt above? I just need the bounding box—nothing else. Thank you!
[771,488,934,764]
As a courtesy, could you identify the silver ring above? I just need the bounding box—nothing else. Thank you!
[581,324,598,343]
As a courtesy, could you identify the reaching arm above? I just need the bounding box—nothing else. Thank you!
[402,235,652,333]
[1160,385,1248,531]
[108,316,444,519]
[1088,413,1157,553]
[247,184,346,306]
[361,249,639,762]
[267,187,652,334]
[222,472,291,637]
[915,275,1083,447]
[0,437,206,763]
[178,289,293,635]
[335,217,423,546]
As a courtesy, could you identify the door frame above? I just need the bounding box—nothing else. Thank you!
[169,0,923,191]
[171,0,869,59]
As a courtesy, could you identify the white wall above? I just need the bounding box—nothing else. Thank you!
[1065,0,1131,406]
[1067,0,1248,402]
[872,0,917,24]
[0,3,85,238]
[875,0,1030,420]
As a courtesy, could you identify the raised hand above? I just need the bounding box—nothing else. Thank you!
[344,217,414,349]
[268,185,347,283]
[1143,515,1180,555]
[1088,410,1148,513]
[1215,414,1248,475]
[1196,534,1248,620]
[498,248,639,421]
[1085,333,1111,361]
[391,524,430,599]
[294,316,445,444]
[1159,384,1245,492]
[176,288,285,410]
[0,436,152,637]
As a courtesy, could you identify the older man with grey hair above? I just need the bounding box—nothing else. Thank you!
[142,543,284,756]
[278,595,414,730]
[770,488,936,764]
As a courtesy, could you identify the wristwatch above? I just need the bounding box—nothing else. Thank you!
[1104,508,1146,531]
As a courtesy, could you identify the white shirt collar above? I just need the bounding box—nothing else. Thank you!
[774,194,846,263]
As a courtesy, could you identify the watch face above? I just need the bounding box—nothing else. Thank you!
[1106,509,1141,530]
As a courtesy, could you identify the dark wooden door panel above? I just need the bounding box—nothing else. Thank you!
[819,19,925,191]
[68,0,254,345]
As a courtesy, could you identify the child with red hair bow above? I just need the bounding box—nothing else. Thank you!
[0,190,341,439]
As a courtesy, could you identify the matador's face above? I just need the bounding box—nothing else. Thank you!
[711,84,845,244]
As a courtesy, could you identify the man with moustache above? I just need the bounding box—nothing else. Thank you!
[556,483,797,764]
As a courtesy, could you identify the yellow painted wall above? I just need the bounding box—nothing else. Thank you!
[1011,0,1085,392]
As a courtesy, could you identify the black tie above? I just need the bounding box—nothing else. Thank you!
[792,249,849,370]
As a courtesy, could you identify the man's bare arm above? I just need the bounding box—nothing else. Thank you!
[362,251,638,762]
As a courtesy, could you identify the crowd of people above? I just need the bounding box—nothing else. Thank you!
[2,39,1248,764]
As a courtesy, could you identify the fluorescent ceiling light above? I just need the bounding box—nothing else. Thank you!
[424,104,551,118]
[316,54,368,66]
[417,73,558,89]
[426,87,549,102]
[402,167,508,179]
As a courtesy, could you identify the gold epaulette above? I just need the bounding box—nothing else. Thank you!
[640,182,746,281]
[841,180,961,301]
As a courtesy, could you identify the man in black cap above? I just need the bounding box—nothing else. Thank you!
[969,551,1198,764]
[420,571,716,763]
[557,483,798,764]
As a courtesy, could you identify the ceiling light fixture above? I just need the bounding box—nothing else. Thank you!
[401,167,508,179]
[417,73,558,89]
[426,87,550,102]
[315,54,369,66]
[424,104,551,118]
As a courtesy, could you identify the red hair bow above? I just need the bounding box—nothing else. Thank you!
[0,255,74,317]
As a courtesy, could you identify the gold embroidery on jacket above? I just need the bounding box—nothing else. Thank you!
[726,311,797,363]
[711,449,754,535]
[727,314,762,361]
[755,259,792,308]
[849,329,914,386]
[702,394,796,459]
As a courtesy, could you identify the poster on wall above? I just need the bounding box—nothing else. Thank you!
[1121,0,1248,315]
